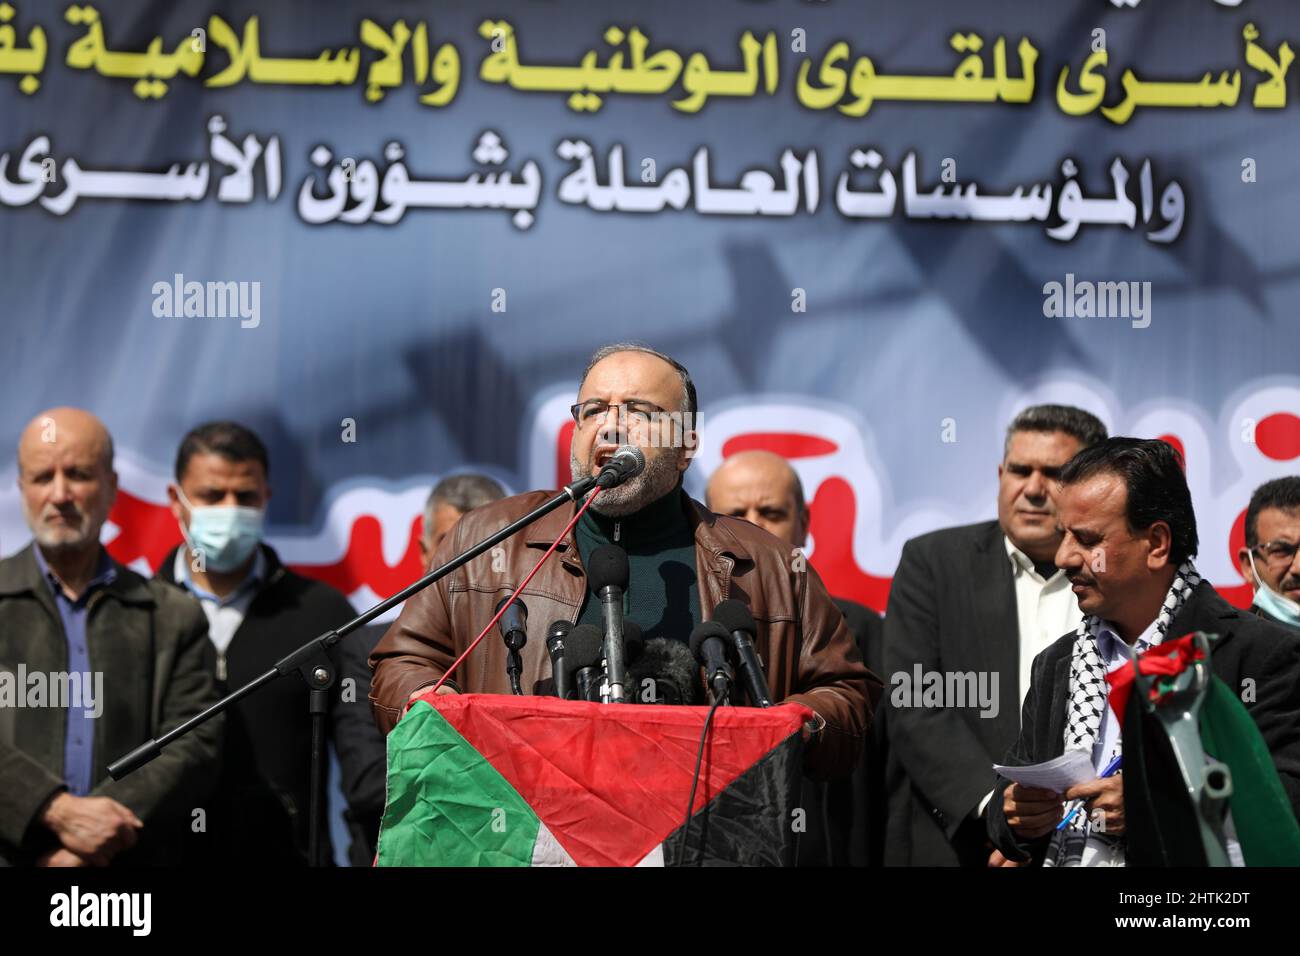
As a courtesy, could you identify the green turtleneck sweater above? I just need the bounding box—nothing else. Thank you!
[573,484,700,642]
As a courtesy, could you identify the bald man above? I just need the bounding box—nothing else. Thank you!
[706,450,886,866]
[0,408,222,866]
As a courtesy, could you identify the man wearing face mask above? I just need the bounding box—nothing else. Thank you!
[1238,477,1300,631]
[157,421,358,865]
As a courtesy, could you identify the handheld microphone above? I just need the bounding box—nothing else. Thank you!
[587,544,630,703]
[496,596,529,696]
[546,620,573,700]
[596,445,646,489]
[629,637,703,705]
[689,621,734,702]
[713,599,773,708]
[565,625,605,702]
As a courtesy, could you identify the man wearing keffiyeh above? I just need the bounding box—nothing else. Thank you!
[986,437,1300,867]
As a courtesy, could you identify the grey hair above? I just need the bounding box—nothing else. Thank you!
[579,342,697,416]
[425,473,506,530]
[1004,404,1107,459]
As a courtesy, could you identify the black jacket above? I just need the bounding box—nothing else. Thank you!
[0,545,222,865]
[797,598,887,866]
[987,580,1300,864]
[882,520,1025,866]
[158,543,356,865]
[333,622,390,866]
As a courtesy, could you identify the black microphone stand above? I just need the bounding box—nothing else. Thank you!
[107,475,600,866]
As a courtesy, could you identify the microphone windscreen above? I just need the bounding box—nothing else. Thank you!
[614,445,646,475]
[713,599,756,636]
[688,621,731,661]
[565,625,606,671]
[629,637,702,705]
[622,621,644,664]
[546,619,572,648]
[586,544,630,594]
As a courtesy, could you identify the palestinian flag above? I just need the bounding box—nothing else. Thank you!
[377,693,811,866]
[1108,632,1300,866]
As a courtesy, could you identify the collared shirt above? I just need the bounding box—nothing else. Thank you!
[174,547,266,674]
[979,539,1084,821]
[1005,536,1082,706]
[32,545,117,797]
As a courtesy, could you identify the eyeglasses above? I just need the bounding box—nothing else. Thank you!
[569,399,667,428]
[1252,538,1300,565]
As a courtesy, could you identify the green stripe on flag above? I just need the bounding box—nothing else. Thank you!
[377,700,541,866]
[1199,676,1300,866]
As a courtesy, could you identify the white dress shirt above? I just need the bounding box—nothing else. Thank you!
[1005,536,1083,707]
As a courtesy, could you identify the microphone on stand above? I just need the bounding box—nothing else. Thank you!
[629,637,703,705]
[713,599,773,707]
[596,445,646,489]
[546,620,573,699]
[587,544,630,702]
[689,621,734,703]
[496,596,529,696]
[565,625,606,702]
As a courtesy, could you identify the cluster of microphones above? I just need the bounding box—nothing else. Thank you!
[496,545,775,707]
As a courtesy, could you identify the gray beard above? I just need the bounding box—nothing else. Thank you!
[570,447,683,517]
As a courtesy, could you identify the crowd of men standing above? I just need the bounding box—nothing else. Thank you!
[3,344,1298,866]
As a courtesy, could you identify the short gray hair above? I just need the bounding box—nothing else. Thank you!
[579,342,697,415]
[1004,404,1107,459]
[426,473,506,528]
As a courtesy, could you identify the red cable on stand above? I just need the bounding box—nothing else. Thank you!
[428,487,604,695]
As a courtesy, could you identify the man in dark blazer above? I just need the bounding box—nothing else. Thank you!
[883,405,1107,865]
[988,438,1300,866]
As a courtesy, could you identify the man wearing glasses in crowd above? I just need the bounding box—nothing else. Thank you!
[1238,477,1300,631]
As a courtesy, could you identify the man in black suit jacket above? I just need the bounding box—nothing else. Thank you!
[706,450,884,866]
[883,405,1107,865]
[988,438,1300,866]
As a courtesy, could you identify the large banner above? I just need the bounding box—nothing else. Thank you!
[3,0,1298,615]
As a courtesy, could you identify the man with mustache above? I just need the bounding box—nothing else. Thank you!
[370,343,876,779]
[988,438,1300,866]
[883,404,1106,865]
[0,408,221,866]
[1237,477,1300,630]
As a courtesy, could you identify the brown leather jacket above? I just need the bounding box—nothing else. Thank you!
[369,491,879,779]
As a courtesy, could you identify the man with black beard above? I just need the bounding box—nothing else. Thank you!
[370,343,876,779]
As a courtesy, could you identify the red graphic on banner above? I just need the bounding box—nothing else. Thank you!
[105,489,426,598]
[106,489,183,570]
[298,516,426,597]
[721,433,838,459]
[96,400,1284,615]
[1256,412,1300,461]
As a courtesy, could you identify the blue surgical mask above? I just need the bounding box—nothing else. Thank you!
[1248,553,1300,628]
[178,488,264,573]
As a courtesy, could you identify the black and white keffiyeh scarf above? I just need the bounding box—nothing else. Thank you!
[1044,560,1201,867]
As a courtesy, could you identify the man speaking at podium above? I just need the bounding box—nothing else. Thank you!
[369,343,876,778]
